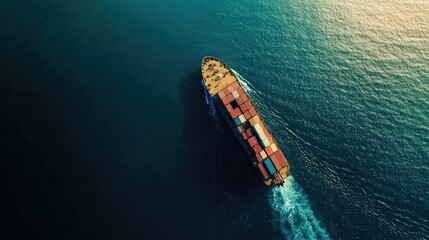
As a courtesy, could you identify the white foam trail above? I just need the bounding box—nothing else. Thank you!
[202,79,222,131]
[231,70,330,239]
[233,69,256,94]
[271,177,330,240]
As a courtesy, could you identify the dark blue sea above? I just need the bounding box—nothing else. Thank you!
[1,1,428,239]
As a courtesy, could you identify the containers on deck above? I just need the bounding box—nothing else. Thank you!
[263,158,276,175]
[215,80,289,170]
[202,57,290,186]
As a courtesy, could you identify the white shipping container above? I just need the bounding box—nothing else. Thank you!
[270,143,278,152]
[232,90,239,99]
[261,138,270,148]
[260,150,267,159]
[253,124,267,140]
[257,132,266,141]
[239,114,246,123]
[256,127,265,136]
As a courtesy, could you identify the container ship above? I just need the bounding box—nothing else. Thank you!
[201,56,290,186]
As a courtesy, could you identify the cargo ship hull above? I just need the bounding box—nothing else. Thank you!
[201,56,290,186]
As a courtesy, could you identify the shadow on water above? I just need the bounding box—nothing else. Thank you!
[180,67,262,197]
[180,67,275,239]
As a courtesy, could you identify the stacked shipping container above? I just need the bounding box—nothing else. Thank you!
[214,81,289,181]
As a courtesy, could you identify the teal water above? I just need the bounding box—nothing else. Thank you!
[1,0,428,239]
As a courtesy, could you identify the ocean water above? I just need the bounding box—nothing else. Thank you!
[1,0,428,239]
[236,73,330,240]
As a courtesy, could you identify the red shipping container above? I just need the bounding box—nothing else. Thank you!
[222,97,229,105]
[218,90,225,99]
[271,156,282,170]
[226,104,233,112]
[244,111,251,119]
[253,144,262,153]
[234,108,241,116]
[248,136,258,147]
[242,94,249,101]
[242,132,249,140]
[249,108,257,116]
[245,101,253,109]
[256,153,263,162]
[265,145,273,156]
[240,103,247,112]
[237,97,244,105]
[234,108,241,118]
[229,109,237,118]
[257,163,269,179]
[232,82,239,89]
[245,128,253,137]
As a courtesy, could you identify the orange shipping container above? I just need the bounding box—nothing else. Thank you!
[226,104,233,112]
[245,101,253,109]
[227,85,234,92]
[232,82,239,89]
[244,111,251,119]
[224,87,230,95]
[271,153,278,163]
[242,94,249,102]
[275,151,288,167]
[249,115,261,126]
[249,108,257,116]
[237,88,245,96]
[227,94,234,102]
[222,97,229,105]
[240,103,248,112]
[265,145,273,156]
[237,96,244,105]
[271,156,282,170]
[218,90,226,99]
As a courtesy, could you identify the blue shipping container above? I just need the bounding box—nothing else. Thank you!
[263,158,276,175]
[234,117,241,126]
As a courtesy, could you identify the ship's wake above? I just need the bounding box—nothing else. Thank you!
[271,177,330,240]
[202,74,330,240]
[234,70,330,239]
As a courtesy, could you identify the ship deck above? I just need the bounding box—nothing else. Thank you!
[201,56,290,186]
[202,57,237,96]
